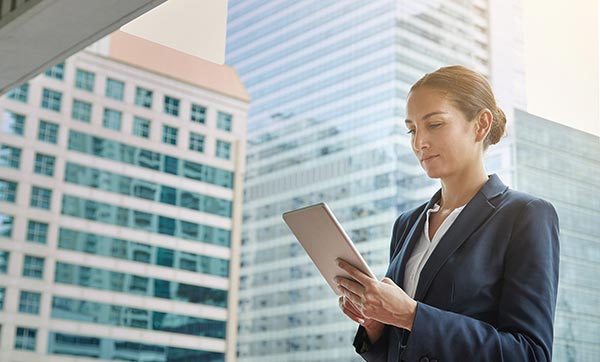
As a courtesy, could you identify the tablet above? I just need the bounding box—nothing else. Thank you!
[282,202,376,295]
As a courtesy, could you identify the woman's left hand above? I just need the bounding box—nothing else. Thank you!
[335,258,418,331]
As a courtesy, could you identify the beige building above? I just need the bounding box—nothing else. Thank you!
[0,31,248,362]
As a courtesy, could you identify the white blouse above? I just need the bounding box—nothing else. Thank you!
[403,202,466,298]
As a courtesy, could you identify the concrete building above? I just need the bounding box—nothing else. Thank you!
[0,31,249,362]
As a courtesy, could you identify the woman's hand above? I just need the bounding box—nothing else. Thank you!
[335,258,418,331]
[339,294,385,343]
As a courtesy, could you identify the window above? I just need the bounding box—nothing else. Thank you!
[34,153,55,176]
[72,99,92,122]
[0,287,5,309]
[27,220,48,244]
[6,83,29,103]
[38,120,59,144]
[41,88,62,112]
[105,78,125,101]
[0,250,8,273]
[133,116,151,138]
[15,327,37,351]
[103,108,122,131]
[22,255,44,279]
[216,140,231,160]
[44,62,65,80]
[19,291,41,314]
[191,104,207,123]
[217,111,232,131]
[135,87,153,108]
[1,110,25,135]
[164,96,180,116]
[0,145,21,169]
[0,213,14,238]
[162,125,178,145]
[189,133,205,152]
[0,179,17,202]
[75,69,95,92]
[30,186,52,210]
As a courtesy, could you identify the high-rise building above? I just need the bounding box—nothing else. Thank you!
[0,31,249,362]
[512,109,600,362]
[226,1,521,361]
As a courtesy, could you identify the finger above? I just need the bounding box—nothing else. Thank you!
[338,285,362,306]
[335,276,365,296]
[336,258,374,285]
[340,295,365,318]
[381,277,395,285]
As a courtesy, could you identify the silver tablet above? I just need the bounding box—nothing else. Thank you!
[282,202,376,295]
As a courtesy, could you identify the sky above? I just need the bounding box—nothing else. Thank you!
[122,0,600,137]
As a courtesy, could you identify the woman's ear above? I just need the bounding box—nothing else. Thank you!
[474,109,493,143]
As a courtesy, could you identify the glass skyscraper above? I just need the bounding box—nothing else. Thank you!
[0,31,249,362]
[512,109,600,362]
[226,1,519,361]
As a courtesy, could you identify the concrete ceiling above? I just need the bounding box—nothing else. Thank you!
[0,0,166,95]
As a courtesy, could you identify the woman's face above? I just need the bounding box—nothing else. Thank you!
[405,86,483,180]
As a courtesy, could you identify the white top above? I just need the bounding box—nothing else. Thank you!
[403,202,466,298]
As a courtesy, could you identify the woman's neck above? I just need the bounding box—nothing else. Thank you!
[439,167,489,210]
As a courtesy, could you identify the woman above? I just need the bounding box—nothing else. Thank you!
[335,65,560,362]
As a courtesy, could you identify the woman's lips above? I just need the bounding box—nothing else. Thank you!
[421,155,439,163]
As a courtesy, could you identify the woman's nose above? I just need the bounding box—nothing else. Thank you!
[412,130,429,151]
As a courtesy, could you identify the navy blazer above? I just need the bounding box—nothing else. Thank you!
[353,174,560,362]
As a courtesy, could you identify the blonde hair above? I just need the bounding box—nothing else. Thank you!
[409,65,506,149]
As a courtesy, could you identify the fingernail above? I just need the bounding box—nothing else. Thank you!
[358,318,365,324]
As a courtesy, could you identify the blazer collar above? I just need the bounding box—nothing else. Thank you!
[394,174,508,300]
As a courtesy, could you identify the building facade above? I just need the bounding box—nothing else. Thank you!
[226,1,519,361]
[0,31,249,362]
[513,109,600,362]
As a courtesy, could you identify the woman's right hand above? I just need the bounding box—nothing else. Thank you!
[339,295,385,343]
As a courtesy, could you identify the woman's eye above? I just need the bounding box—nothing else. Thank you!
[429,123,442,128]
[406,129,415,135]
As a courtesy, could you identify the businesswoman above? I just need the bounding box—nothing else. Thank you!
[335,65,560,362]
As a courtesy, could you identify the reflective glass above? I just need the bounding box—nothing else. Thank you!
[135,86,153,108]
[61,194,231,246]
[0,213,14,238]
[191,103,206,123]
[216,140,231,160]
[33,153,55,176]
[41,88,62,112]
[6,83,29,103]
[75,69,95,92]
[58,228,229,277]
[72,99,92,122]
[217,111,232,131]
[27,220,48,244]
[23,255,44,279]
[1,110,25,135]
[0,144,21,169]
[68,130,234,188]
[189,132,205,152]
[105,78,125,101]
[44,62,64,80]
[54,262,228,307]
[133,116,150,138]
[51,296,225,337]
[19,291,41,314]
[162,125,178,145]
[0,250,8,273]
[164,95,180,116]
[47,332,225,361]
[0,179,17,202]
[15,327,36,351]
[38,120,58,143]
[103,108,122,131]
[30,186,52,209]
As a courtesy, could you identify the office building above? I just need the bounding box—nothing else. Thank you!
[0,31,249,362]
[226,0,521,361]
[513,110,600,362]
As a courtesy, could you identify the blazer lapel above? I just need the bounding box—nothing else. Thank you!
[413,174,508,301]
[392,191,441,288]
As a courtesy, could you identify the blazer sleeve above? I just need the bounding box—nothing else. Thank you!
[352,214,406,361]
[401,198,560,362]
